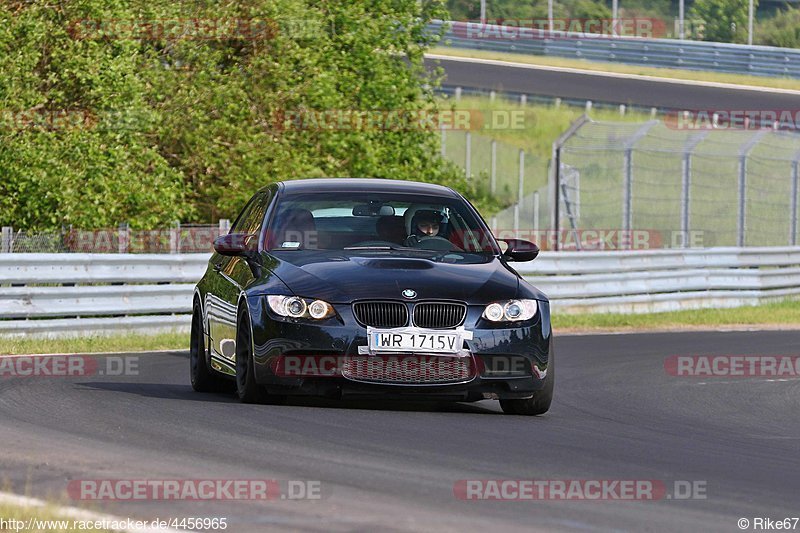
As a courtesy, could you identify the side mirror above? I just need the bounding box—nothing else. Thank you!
[500,238,539,262]
[213,233,258,256]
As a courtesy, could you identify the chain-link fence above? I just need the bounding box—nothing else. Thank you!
[552,118,800,249]
[440,115,800,250]
[441,128,553,237]
[0,221,230,253]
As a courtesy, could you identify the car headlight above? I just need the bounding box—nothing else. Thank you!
[482,299,538,322]
[267,295,335,320]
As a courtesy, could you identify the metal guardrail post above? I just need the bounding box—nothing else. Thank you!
[1,226,12,253]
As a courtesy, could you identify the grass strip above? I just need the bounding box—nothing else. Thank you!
[0,331,187,356]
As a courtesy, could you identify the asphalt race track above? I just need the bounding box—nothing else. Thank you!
[428,55,800,111]
[1,330,799,532]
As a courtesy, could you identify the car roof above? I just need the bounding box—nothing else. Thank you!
[269,178,460,197]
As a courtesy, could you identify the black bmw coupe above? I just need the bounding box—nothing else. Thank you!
[191,178,553,415]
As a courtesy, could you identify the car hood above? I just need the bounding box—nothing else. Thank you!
[258,251,542,304]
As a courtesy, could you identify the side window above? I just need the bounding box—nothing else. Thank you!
[243,191,271,234]
[229,195,259,234]
[230,191,270,234]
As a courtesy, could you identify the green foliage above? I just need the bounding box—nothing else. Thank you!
[756,6,800,48]
[689,0,755,43]
[0,2,191,230]
[1,0,475,230]
[446,0,610,21]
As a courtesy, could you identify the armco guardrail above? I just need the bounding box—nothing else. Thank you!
[515,247,800,313]
[432,20,800,79]
[1,248,799,336]
[0,254,208,337]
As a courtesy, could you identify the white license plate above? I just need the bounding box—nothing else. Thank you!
[368,328,461,354]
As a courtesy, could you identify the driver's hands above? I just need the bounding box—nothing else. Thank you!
[404,234,420,247]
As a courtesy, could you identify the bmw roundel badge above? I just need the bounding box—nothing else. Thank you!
[402,289,417,299]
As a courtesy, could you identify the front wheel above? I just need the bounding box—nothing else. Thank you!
[235,307,285,405]
[500,354,554,416]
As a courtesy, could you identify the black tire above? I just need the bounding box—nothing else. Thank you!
[235,307,285,405]
[500,353,554,416]
[190,302,229,393]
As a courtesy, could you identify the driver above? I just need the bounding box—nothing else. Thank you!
[405,210,445,246]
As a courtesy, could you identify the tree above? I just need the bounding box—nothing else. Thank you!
[689,0,755,43]
[756,6,800,48]
[1,0,483,230]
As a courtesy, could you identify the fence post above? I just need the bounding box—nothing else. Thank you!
[219,218,231,235]
[1,226,12,253]
[520,94,527,106]
[791,159,799,246]
[737,131,767,247]
[550,115,591,252]
[465,131,471,179]
[117,222,130,254]
[514,149,524,233]
[551,146,560,251]
[533,191,540,237]
[681,131,709,248]
[454,86,462,101]
[169,221,181,254]
[737,156,746,247]
[490,140,497,195]
[623,150,633,240]
[621,121,658,249]
[440,122,447,158]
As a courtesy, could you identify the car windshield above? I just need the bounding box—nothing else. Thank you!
[265,192,499,262]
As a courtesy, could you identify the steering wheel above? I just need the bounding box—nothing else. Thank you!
[407,235,463,251]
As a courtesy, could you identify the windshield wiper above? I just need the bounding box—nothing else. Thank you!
[343,245,399,251]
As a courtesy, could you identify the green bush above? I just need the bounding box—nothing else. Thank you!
[689,0,755,43]
[756,6,800,48]
[1,0,486,230]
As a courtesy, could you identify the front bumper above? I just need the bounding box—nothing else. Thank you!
[248,296,552,401]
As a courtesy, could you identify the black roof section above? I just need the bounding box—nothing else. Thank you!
[274,178,459,197]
